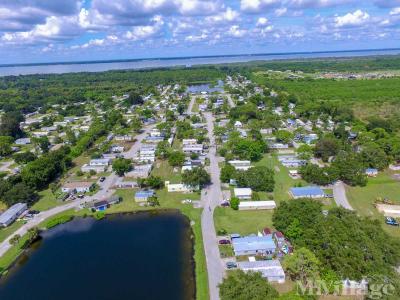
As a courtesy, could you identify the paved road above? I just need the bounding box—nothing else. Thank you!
[0,125,153,258]
[122,125,155,159]
[187,95,196,115]
[202,112,225,300]
[224,93,235,108]
[333,181,354,210]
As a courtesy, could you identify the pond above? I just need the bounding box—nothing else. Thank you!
[187,80,224,94]
[0,211,195,300]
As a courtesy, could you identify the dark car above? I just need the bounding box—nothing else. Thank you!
[219,239,231,245]
[226,262,237,269]
[28,210,40,215]
[385,217,399,226]
[99,177,106,182]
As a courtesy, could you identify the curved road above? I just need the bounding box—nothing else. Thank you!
[333,181,353,210]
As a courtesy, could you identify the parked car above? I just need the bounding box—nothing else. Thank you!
[28,210,40,215]
[226,262,237,269]
[77,194,85,199]
[385,217,399,226]
[219,239,231,245]
[221,201,230,207]
[99,177,106,182]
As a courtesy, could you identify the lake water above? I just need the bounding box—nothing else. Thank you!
[0,211,195,300]
[1,49,399,76]
[187,79,224,93]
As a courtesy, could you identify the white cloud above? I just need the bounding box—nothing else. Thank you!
[240,0,281,13]
[390,7,400,15]
[206,8,239,23]
[256,17,269,26]
[275,7,288,16]
[125,16,164,41]
[228,25,247,38]
[185,32,208,42]
[334,10,370,27]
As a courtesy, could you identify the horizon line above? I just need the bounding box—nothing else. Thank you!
[1,47,400,68]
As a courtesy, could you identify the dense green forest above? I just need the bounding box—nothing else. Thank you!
[233,54,400,73]
[254,77,400,104]
[0,66,225,113]
[2,54,400,113]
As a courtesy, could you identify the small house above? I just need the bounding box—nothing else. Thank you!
[134,190,155,202]
[232,235,276,256]
[238,201,276,211]
[237,260,285,283]
[228,160,251,171]
[234,188,252,200]
[365,168,378,177]
[61,181,94,194]
[0,203,27,227]
[15,138,31,145]
[290,186,325,199]
[165,181,195,193]
[90,158,111,166]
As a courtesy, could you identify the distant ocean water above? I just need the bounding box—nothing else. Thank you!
[1,48,400,76]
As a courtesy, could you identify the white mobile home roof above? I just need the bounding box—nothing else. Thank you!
[234,188,252,197]
[239,201,276,210]
[0,203,27,224]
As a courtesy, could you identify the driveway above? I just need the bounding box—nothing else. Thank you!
[333,181,354,210]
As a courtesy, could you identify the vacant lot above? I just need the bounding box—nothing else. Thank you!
[346,171,400,238]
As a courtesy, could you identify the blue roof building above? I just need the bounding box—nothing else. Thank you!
[290,186,325,199]
[232,235,276,256]
[134,190,155,202]
[365,168,378,177]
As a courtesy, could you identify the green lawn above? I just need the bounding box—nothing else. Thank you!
[214,207,274,236]
[0,221,24,243]
[151,159,182,183]
[346,171,400,238]
[255,154,306,203]
[31,189,60,211]
[219,245,234,258]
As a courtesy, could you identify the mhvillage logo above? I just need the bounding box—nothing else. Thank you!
[295,278,395,299]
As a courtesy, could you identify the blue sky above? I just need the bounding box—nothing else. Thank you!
[0,0,400,64]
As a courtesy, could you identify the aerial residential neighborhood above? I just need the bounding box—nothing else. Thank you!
[0,65,399,300]
[1,1,400,298]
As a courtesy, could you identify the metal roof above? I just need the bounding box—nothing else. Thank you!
[0,203,27,223]
[290,186,324,197]
[233,236,276,252]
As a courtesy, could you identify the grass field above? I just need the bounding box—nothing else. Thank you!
[31,189,59,211]
[0,221,24,243]
[214,207,274,236]
[346,171,400,238]
[255,154,306,203]
[151,159,182,183]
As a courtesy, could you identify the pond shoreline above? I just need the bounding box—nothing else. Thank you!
[0,209,197,300]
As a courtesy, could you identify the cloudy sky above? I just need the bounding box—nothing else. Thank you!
[0,0,400,64]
